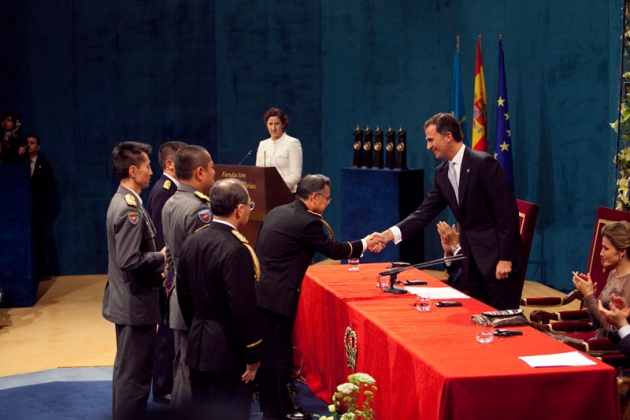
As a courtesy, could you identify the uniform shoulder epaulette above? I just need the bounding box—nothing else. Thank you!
[194,191,210,202]
[193,224,210,234]
[307,210,334,240]
[231,230,261,281]
[163,180,172,191]
[125,194,137,207]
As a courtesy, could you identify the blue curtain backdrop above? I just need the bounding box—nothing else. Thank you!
[0,1,622,291]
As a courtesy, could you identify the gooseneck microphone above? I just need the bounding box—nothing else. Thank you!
[237,150,253,165]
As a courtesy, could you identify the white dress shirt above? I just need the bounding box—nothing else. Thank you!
[255,133,303,193]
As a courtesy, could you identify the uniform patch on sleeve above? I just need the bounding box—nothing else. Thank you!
[197,209,211,223]
[128,211,139,225]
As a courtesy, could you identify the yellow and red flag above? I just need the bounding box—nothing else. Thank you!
[472,37,488,151]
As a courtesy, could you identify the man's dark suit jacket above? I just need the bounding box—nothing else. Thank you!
[177,222,261,374]
[147,173,177,250]
[397,146,522,307]
[255,199,363,319]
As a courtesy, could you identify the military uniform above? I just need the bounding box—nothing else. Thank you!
[161,183,211,406]
[177,221,262,420]
[255,199,363,418]
[103,186,165,419]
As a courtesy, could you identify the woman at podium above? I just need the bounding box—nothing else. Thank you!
[255,107,302,193]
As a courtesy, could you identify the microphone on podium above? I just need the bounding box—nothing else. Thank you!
[237,150,253,165]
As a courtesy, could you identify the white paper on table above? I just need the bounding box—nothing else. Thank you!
[404,286,470,299]
[518,351,597,368]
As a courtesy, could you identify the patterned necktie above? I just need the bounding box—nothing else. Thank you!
[448,161,459,204]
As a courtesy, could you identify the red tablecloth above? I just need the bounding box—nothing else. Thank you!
[293,263,620,420]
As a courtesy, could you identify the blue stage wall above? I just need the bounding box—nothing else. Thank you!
[0,1,622,292]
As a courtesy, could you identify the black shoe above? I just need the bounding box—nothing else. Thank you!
[285,410,311,420]
[153,394,171,404]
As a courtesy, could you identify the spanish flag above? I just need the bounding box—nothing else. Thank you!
[472,37,488,151]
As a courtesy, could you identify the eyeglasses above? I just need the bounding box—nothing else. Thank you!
[241,201,255,210]
[315,192,332,204]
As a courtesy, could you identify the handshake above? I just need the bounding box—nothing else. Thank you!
[363,231,392,253]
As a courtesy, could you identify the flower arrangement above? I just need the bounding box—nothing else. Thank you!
[317,373,377,420]
[613,2,630,211]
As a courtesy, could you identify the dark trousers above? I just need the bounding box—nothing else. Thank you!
[113,323,156,420]
[152,318,175,398]
[257,308,295,419]
[466,252,521,310]
[189,367,254,420]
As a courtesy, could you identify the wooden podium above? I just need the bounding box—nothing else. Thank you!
[214,165,294,248]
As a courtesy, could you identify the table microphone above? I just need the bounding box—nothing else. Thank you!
[237,150,253,165]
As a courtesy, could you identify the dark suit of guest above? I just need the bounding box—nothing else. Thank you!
[146,173,178,401]
[255,199,364,418]
[397,146,522,309]
[161,183,211,406]
[103,186,165,419]
[31,154,60,277]
[177,221,262,420]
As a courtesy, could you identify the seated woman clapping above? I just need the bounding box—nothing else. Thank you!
[573,221,630,338]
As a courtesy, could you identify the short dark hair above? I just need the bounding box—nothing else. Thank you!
[210,178,249,217]
[175,145,212,181]
[263,107,288,128]
[158,141,187,170]
[26,134,40,146]
[424,113,462,142]
[296,174,331,200]
[112,141,152,180]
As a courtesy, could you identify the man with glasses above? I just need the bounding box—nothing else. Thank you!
[103,141,166,419]
[254,174,382,420]
[177,178,261,419]
[161,145,215,408]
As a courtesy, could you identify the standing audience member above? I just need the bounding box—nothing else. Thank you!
[255,174,382,420]
[102,141,166,419]
[27,135,60,278]
[0,111,26,163]
[177,178,261,420]
[146,140,187,404]
[256,107,302,193]
[376,112,523,310]
[162,145,215,408]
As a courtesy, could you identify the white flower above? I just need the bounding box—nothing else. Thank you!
[349,372,376,385]
[340,413,356,420]
[328,404,336,413]
[337,382,359,394]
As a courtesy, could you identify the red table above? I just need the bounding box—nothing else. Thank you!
[293,263,620,420]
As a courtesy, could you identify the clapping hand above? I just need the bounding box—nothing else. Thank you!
[572,271,596,298]
[436,221,458,255]
[598,294,630,329]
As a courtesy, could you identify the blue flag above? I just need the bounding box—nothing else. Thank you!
[494,38,514,189]
[450,44,468,146]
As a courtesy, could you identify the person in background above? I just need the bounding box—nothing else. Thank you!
[27,134,60,279]
[255,174,382,420]
[162,145,215,408]
[573,221,630,338]
[103,141,166,419]
[255,107,302,193]
[145,140,187,404]
[437,221,465,292]
[177,178,261,420]
[1,111,26,163]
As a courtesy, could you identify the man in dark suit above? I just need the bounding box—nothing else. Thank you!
[27,135,60,278]
[146,140,187,404]
[103,141,166,419]
[255,174,382,420]
[379,113,522,310]
[161,145,214,407]
[177,178,262,420]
